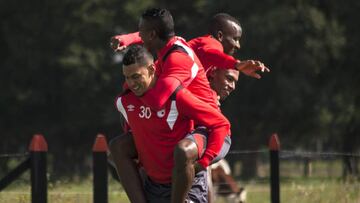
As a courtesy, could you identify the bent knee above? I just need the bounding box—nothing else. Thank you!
[109,134,137,158]
[173,139,198,164]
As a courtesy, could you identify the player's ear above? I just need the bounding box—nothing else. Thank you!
[147,64,155,75]
[216,30,223,42]
[149,30,157,40]
[208,68,216,81]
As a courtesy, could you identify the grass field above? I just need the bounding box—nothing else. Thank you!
[1,177,359,203]
[234,178,360,203]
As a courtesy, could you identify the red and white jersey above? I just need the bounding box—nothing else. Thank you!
[140,36,219,111]
[116,88,230,184]
[115,34,221,111]
[113,32,237,73]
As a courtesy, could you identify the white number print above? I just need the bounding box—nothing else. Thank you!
[139,106,151,119]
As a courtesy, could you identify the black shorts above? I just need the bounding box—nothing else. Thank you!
[144,127,231,203]
[144,170,208,203]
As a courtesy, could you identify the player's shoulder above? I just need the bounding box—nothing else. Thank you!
[163,50,193,67]
[163,44,189,60]
[194,35,216,43]
[115,90,135,109]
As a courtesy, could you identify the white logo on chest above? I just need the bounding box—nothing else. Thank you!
[157,109,166,118]
[127,104,135,112]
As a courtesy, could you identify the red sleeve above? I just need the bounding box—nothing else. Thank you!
[113,32,143,46]
[140,77,181,111]
[176,89,231,168]
[140,51,195,111]
[196,46,237,71]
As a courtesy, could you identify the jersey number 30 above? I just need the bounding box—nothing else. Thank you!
[139,106,151,119]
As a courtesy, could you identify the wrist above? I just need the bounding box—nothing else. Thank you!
[234,60,242,70]
[197,157,210,168]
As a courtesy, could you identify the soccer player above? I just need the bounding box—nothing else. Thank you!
[207,68,249,203]
[133,7,227,171]
[112,44,231,203]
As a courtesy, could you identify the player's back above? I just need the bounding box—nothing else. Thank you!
[158,37,219,110]
[187,35,224,71]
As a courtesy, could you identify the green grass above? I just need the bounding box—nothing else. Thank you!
[243,178,360,203]
[1,177,359,203]
[0,178,130,203]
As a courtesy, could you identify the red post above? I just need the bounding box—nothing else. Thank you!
[269,133,280,151]
[269,133,280,203]
[93,134,109,203]
[29,134,48,203]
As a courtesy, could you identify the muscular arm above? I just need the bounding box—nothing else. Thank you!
[176,89,231,168]
[196,46,237,71]
[190,37,270,77]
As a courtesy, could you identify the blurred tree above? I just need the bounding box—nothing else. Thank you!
[210,1,348,178]
[0,0,122,177]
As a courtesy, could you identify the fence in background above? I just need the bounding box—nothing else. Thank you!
[1,133,359,203]
[0,134,111,203]
[0,134,47,203]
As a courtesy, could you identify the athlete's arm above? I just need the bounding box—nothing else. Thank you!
[140,51,196,111]
[196,46,237,71]
[195,39,270,77]
[176,88,231,168]
[110,32,143,52]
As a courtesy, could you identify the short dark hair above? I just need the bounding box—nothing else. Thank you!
[209,13,241,36]
[141,8,175,40]
[122,45,153,66]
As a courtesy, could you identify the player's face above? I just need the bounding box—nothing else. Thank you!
[139,19,155,52]
[210,69,239,101]
[123,63,154,96]
[220,21,242,56]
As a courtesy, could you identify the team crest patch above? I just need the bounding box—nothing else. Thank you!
[127,104,135,112]
[157,109,166,118]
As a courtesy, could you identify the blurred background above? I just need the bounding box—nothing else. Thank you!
[1,0,359,189]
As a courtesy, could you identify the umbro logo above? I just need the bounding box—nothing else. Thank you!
[127,104,135,112]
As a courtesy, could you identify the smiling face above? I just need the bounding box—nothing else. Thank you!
[121,45,156,96]
[123,63,155,96]
[218,20,242,55]
[209,68,239,101]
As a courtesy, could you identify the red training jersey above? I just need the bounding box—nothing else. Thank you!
[114,32,237,73]
[187,35,237,72]
[116,88,230,183]
[140,36,219,111]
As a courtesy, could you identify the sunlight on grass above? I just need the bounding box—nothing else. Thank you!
[0,177,359,203]
[0,178,130,203]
